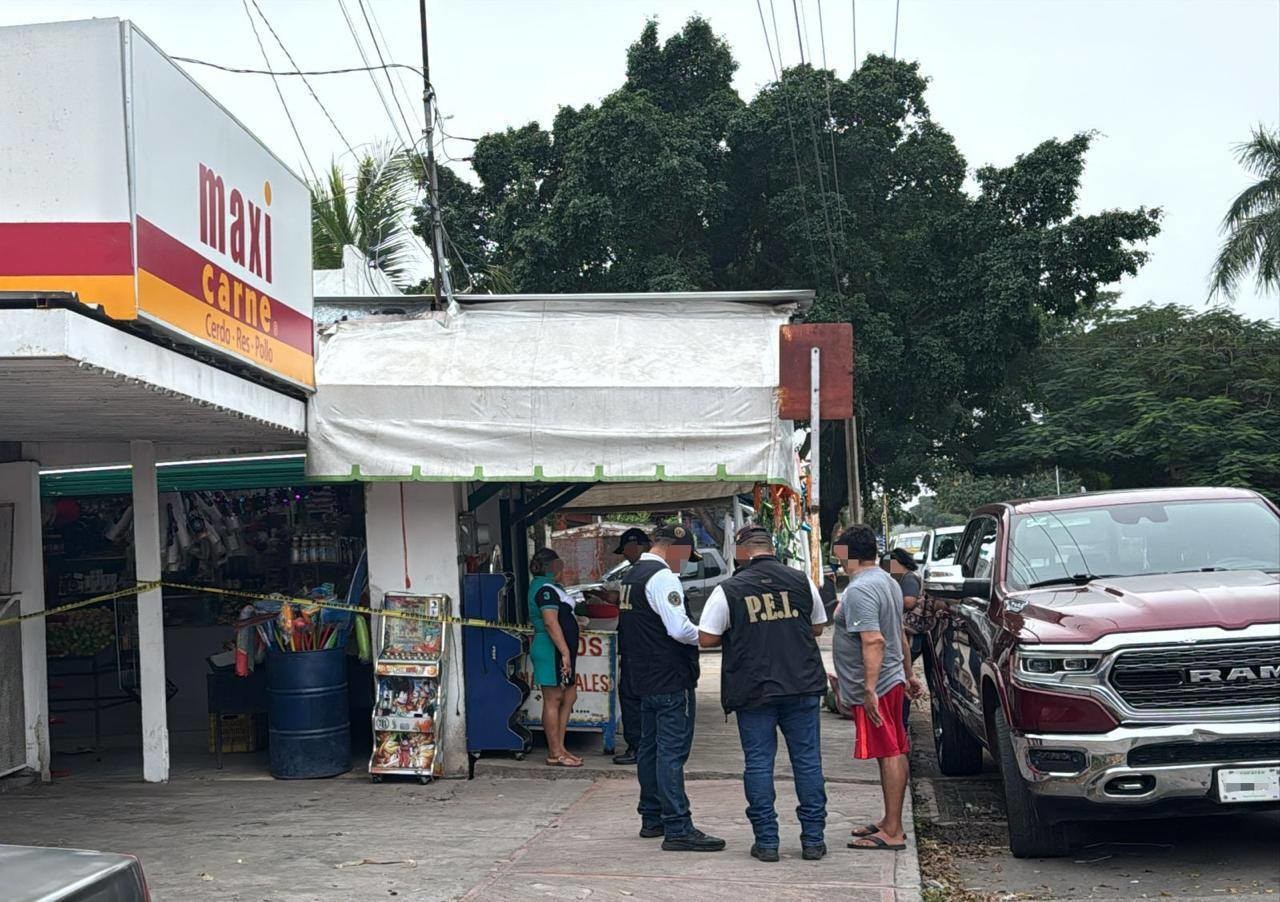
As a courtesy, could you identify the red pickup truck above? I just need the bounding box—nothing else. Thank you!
[924,486,1280,858]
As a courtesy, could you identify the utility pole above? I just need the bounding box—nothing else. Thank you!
[845,417,862,525]
[419,0,453,311]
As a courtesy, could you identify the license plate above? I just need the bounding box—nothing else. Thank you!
[1217,766,1280,803]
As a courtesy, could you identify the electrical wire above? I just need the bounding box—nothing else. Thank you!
[241,0,320,186]
[172,56,425,77]
[816,0,850,263]
[249,0,356,161]
[851,0,858,70]
[893,0,901,59]
[357,0,422,163]
[792,0,843,297]
[792,0,808,64]
[338,0,413,151]
[365,0,426,133]
[759,0,821,288]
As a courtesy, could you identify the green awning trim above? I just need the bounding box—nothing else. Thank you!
[305,463,787,484]
[41,456,310,498]
[42,458,788,498]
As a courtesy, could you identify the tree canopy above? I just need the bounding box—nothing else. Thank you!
[420,17,1165,530]
[984,303,1280,500]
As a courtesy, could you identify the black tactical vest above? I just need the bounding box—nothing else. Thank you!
[720,555,827,713]
[618,558,699,697]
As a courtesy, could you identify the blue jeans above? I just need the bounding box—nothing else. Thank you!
[735,694,827,848]
[637,689,696,838]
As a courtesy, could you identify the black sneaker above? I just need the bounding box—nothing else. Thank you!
[613,750,638,765]
[802,843,827,860]
[639,824,664,839]
[662,829,726,852]
[750,844,780,862]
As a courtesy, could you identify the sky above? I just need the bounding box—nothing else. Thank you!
[3,0,1278,322]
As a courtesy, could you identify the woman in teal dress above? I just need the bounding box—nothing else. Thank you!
[528,548,582,767]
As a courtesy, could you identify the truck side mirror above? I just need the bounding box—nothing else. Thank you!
[926,577,991,601]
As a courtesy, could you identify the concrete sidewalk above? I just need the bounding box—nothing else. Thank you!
[0,644,922,900]
[466,778,919,901]
[475,645,906,785]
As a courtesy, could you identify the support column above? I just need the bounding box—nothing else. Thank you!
[130,441,169,782]
[0,461,50,780]
[365,482,467,778]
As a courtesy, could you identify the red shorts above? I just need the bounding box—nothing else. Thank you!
[852,682,910,760]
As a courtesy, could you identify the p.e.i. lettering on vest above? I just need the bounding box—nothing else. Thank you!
[744,591,800,623]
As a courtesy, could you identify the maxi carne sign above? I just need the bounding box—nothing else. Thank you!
[0,18,314,389]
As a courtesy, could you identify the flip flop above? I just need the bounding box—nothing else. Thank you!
[546,755,582,768]
[850,823,882,838]
[847,835,907,851]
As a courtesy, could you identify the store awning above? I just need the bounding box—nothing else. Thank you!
[0,308,306,453]
[307,292,809,499]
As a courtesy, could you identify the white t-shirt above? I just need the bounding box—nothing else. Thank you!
[636,552,700,646]
[698,567,829,637]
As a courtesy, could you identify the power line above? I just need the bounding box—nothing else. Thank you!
[357,0,422,166]
[792,0,843,297]
[893,0,901,58]
[791,0,807,64]
[851,0,858,70]
[240,0,319,186]
[816,0,850,256]
[365,0,425,133]
[172,56,424,78]
[758,0,820,288]
[338,0,413,151]
[249,0,356,161]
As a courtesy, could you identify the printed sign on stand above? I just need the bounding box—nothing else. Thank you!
[520,631,618,752]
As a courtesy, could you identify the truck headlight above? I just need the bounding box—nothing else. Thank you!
[1015,651,1103,680]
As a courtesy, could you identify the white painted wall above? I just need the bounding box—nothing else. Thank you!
[365,482,468,778]
[0,461,49,780]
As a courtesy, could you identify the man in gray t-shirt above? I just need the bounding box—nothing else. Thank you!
[831,525,922,854]
[832,566,906,702]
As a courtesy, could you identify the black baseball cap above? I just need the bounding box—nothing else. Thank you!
[734,525,774,547]
[612,527,652,555]
[652,523,702,562]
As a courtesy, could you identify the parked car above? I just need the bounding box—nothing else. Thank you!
[923,487,1280,858]
[918,525,963,584]
[3,843,150,901]
[572,547,731,623]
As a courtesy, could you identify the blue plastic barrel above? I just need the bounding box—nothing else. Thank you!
[267,647,351,779]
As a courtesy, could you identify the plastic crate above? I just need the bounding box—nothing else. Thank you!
[208,713,265,754]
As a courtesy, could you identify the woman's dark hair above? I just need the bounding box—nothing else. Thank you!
[890,547,919,571]
[529,547,560,576]
[835,524,879,563]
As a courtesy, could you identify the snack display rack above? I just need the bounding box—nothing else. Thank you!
[369,592,450,783]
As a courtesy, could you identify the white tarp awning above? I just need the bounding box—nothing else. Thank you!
[306,292,809,494]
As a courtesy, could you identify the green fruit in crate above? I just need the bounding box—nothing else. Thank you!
[48,608,115,657]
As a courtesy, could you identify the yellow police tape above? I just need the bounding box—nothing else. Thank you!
[0,580,534,633]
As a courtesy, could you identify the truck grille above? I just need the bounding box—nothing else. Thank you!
[1108,641,1280,710]
[1128,740,1280,767]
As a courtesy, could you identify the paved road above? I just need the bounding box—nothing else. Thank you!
[907,690,1280,901]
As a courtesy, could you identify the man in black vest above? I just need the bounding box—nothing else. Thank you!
[618,524,725,852]
[609,526,651,765]
[698,525,830,862]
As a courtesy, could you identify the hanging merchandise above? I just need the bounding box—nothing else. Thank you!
[369,593,451,783]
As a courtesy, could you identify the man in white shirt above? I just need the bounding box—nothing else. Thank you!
[698,526,830,862]
[618,524,724,853]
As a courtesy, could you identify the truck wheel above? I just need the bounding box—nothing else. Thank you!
[991,706,1071,859]
[930,689,983,776]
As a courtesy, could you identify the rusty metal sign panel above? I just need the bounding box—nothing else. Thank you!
[778,323,854,420]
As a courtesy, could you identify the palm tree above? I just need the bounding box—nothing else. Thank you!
[1211,125,1280,299]
[311,146,422,289]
